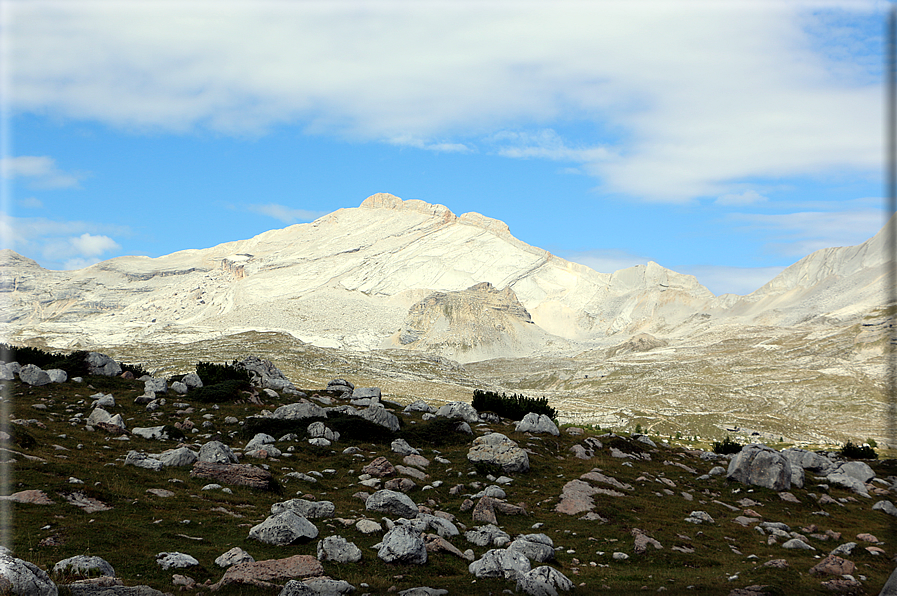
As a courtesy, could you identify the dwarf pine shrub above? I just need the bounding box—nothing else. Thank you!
[195,361,251,386]
[712,435,743,455]
[840,440,877,460]
[471,389,556,421]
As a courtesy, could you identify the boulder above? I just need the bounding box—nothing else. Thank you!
[190,462,274,489]
[155,552,199,570]
[170,381,188,395]
[210,555,323,591]
[144,378,167,394]
[378,525,427,565]
[781,448,835,475]
[516,566,574,596]
[391,438,420,456]
[45,369,67,384]
[271,498,335,519]
[515,413,559,436]
[363,456,396,478]
[403,400,436,414]
[508,534,555,563]
[234,356,300,392]
[351,387,381,403]
[215,547,255,568]
[277,580,316,595]
[827,472,871,497]
[91,393,115,408]
[273,402,327,421]
[726,444,791,491]
[182,372,203,388]
[124,451,164,471]
[317,535,362,563]
[0,364,14,381]
[299,578,356,595]
[249,510,319,545]
[86,352,121,377]
[326,379,354,397]
[0,554,57,596]
[435,401,479,424]
[873,500,897,516]
[834,461,875,484]
[132,426,173,441]
[158,447,198,467]
[19,364,51,387]
[465,524,511,547]
[52,555,114,579]
[467,433,530,473]
[879,566,897,596]
[198,440,239,464]
[307,422,339,442]
[366,489,419,518]
[810,554,856,577]
[361,404,400,432]
[468,548,531,580]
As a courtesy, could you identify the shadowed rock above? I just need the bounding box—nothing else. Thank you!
[726,444,791,491]
[191,461,274,490]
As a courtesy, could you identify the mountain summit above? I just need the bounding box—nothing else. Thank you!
[0,194,890,363]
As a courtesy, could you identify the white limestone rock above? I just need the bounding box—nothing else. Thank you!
[19,364,51,387]
[214,546,254,568]
[468,548,531,580]
[0,553,57,596]
[155,552,199,570]
[248,510,319,545]
[515,413,559,436]
[726,444,791,491]
[198,440,239,464]
[366,489,419,519]
[317,535,363,563]
[467,433,530,473]
[52,555,115,578]
[435,402,479,424]
[377,525,427,565]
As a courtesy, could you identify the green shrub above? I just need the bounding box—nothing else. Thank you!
[120,362,148,377]
[713,435,743,455]
[190,379,252,403]
[867,438,878,449]
[840,440,877,460]
[471,389,556,421]
[195,361,251,386]
[0,344,91,376]
[398,418,472,447]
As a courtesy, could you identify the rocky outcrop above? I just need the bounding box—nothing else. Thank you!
[726,444,791,491]
[514,413,559,436]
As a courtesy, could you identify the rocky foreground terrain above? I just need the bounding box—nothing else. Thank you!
[2,352,897,595]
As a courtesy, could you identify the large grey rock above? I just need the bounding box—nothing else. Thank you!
[467,433,530,473]
[0,364,14,381]
[124,451,164,471]
[317,535,362,563]
[873,500,897,516]
[155,552,199,570]
[403,400,436,414]
[273,402,327,421]
[465,524,511,547]
[0,553,57,595]
[198,440,239,464]
[391,438,419,456]
[182,372,203,389]
[19,364,51,386]
[86,407,113,427]
[214,547,254,568]
[351,387,381,402]
[249,510,319,545]
[417,513,459,538]
[53,555,114,578]
[307,422,339,443]
[86,352,121,377]
[46,369,67,384]
[879,565,897,595]
[158,447,198,467]
[827,472,870,497]
[132,426,171,441]
[789,464,805,489]
[91,393,115,408]
[835,461,875,483]
[302,578,356,595]
[366,489,419,519]
[170,381,188,395]
[726,444,791,491]
[377,525,427,565]
[144,378,167,395]
[278,580,316,596]
[362,404,400,432]
[468,548,531,579]
[782,448,835,475]
[508,534,555,563]
[515,413,559,436]
[516,566,574,596]
[435,401,479,424]
[271,498,335,519]
[245,433,277,451]
[326,378,354,395]
[234,356,299,392]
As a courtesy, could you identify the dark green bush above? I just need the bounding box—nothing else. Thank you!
[840,440,877,460]
[398,418,471,447]
[471,389,556,421]
[713,436,743,455]
[195,361,251,386]
[190,380,252,403]
[121,362,148,377]
[0,344,91,376]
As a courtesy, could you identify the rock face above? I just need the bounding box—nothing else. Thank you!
[378,525,427,565]
[726,444,791,491]
[86,352,121,376]
[467,433,530,473]
[249,510,319,545]
[0,553,58,596]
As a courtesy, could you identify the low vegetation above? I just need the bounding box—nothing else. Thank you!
[471,389,556,420]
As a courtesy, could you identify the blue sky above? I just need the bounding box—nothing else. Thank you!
[0,0,890,295]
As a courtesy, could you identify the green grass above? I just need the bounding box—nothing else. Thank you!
[4,372,897,595]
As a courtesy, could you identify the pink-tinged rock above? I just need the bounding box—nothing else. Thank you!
[146,489,174,498]
[472,497,498,525]
[1,490,53,505]
[555,479,598,515]
[809,555,856,577]
[384,478,417,493]
[362,457,396,478]
[209,555,323,591]
[820,578,861,592]
[866,546,885,555]
[763,559,788,569]
[424,533,469,559]
[779,492,800,503]
[403,454,430,468]
[632,529,663,554]
[856,533,878,543]
[190,462,274,490]
[395,465,427,481]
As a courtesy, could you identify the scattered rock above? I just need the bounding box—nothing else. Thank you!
[435,402,480,424]
[317,535,362,563]
[190,461,274,489]
[366,489,419,519]
[214,547,255,568]
[515,413,559,436]
[467,433,529,473]
[378,525,427,565]
[210,554,323,591]
[0,553,57,596]
[468,548,530,579]
[248,510,319,545]
[726,444,791,491]
[155,552,199,570]
[53,556,115,579]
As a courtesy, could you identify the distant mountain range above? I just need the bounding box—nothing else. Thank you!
[0,193,892,363]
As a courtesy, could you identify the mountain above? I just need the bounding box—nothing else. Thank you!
[0,194,891,364]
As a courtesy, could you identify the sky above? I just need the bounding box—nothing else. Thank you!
[0,0,891,296]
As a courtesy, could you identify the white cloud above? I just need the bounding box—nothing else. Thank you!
[246,203,327,224]
[491,129,613,163]
[18,197,43,209]
[0,214,127,269]
[563,249,649,274]
[682,265,788,296]
[728,208,884,258]
[4,2,883,201]
[715,190,768,206]
[0,156,85,189]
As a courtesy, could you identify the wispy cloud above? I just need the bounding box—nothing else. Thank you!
[0,214,128,270]
[0,156,86,189]
[728,208,884,258]
[18,197,43,209]
[4,2,883,202]
[715,190,768,206]
[246,203,327,224]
